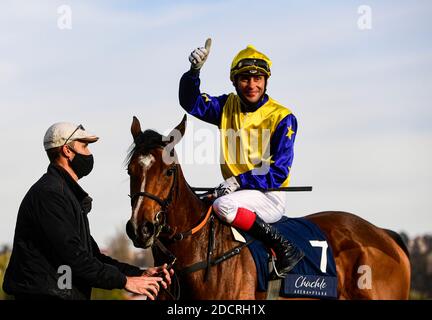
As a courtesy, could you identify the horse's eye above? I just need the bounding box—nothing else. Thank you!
[166,167,175,176]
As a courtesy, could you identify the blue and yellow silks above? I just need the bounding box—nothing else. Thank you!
[179,70,297,189]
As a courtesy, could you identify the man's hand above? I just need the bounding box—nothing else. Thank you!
[143,263,175,286]
[213,176,240,198]
[189,38,212,70]
[124,275,164,300]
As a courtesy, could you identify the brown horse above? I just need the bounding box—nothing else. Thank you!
[125,115,411,300]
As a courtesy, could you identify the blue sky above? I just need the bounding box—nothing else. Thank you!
[0,0,431,246]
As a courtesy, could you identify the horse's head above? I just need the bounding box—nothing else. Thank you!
[125,115,186,248]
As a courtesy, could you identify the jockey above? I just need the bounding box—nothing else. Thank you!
[179,39,304,278]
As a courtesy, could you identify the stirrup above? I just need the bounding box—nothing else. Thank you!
[270,255,285,279]
[270,251,304,279]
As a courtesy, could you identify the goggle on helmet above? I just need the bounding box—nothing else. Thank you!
[230,45,272,82]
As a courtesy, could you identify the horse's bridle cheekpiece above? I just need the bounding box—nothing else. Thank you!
[128,154,252,300]
[129,164,178,237]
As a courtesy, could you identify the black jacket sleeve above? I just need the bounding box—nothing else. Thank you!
[90,237,143,277]
[34,190,127,290]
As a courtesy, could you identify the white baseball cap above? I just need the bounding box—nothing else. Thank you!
[43,122,99,150]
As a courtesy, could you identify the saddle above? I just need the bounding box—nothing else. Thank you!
[235,216,338,299]
[153,190,338,299]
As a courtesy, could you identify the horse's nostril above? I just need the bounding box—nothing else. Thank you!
[141,221,155,237]
[126,220,136,241]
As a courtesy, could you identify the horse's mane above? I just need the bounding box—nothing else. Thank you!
[125,129,166,166]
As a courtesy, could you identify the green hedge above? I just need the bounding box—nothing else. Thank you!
[91,288,127,300]
[0,252,13,300]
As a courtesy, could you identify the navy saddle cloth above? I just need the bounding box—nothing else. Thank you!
[239,216,338,299]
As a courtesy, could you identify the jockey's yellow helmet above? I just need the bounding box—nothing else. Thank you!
[230,45,272,82]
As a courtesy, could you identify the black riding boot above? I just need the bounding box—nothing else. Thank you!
[248,216,304,278]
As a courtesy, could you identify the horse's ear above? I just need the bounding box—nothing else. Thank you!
[131,116,142,140]
[166,114,187,146]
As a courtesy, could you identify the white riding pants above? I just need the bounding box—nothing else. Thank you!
[212,190,286,224]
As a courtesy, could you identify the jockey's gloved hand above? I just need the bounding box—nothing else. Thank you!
[213,176,240,198]
[189,38,212,70]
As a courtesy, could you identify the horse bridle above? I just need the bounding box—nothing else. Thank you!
[128,164,178,237]
[127,160,252,300]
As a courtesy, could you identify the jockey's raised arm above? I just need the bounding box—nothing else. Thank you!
[178,39,304,278]
[179,70,228,126]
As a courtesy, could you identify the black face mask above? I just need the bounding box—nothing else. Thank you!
[68,148,94,179]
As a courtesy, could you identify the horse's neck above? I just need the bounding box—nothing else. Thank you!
[166,167,245,293]
[169,168,207,231]
[170,167,235,248]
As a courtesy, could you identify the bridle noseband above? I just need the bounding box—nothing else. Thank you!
[127,157,252,301]
[129,164,178,237]
[128,162,213,242]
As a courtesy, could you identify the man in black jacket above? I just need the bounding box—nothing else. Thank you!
[3,122,172,300]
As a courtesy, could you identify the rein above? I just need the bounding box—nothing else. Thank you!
[129,163,252,300]
[129,164,178,237]
[129,165,214,241]
[153,209,254,300]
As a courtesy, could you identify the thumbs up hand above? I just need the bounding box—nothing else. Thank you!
[189,38,212,70]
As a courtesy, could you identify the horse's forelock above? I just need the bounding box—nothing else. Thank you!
[125,129,165,166]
